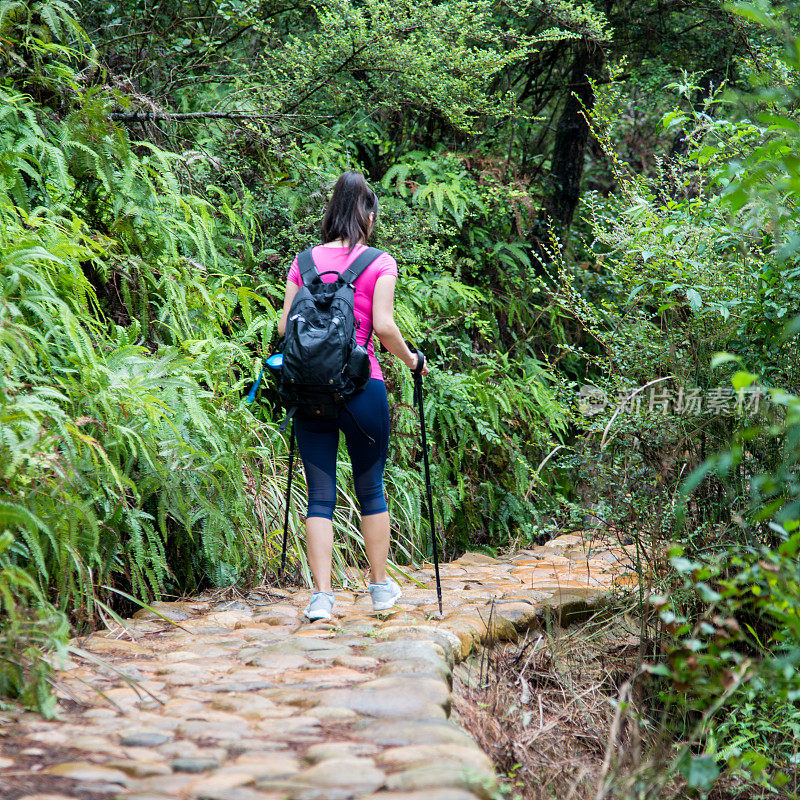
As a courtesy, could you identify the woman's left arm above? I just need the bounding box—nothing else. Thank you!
[277,279,300,337]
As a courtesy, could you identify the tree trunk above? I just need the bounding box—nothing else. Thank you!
[530,41,605,261]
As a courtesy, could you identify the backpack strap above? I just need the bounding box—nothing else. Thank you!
[341,247,384,285]
[278,405,297,432]
[344,248,384,347]
[297,247,318,286]
[343,405,376,445]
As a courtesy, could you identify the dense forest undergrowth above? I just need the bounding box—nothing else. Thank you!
[2,0,800,795]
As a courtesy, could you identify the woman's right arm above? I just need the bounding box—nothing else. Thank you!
[372,274,429,374]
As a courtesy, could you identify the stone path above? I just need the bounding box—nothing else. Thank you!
[0,534,633,800]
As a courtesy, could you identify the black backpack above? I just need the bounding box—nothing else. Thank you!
[275,245,384,436]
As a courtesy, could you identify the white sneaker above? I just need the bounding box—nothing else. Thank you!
[303,591,334,621]
[369,576,402,612]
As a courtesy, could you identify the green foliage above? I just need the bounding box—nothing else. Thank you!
[563,10,800,797]
[650,485,800,793]
[0,0,291,712]
[0,530,69,718]
[509,5,800,794]
[383,150,481,228]
[0,0,94,96]
[0,123,289,692]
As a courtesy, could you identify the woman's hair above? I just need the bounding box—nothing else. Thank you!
[320,170,379,251]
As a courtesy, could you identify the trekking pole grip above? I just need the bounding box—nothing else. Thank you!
[406,341,425,376]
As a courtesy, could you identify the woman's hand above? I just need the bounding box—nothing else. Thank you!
[411,351,429,376]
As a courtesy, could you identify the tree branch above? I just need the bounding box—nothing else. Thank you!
[109,111,276,122]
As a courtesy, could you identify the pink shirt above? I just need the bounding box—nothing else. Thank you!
[287,244,399,381]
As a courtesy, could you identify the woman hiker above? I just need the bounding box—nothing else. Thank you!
[277,170,429,621]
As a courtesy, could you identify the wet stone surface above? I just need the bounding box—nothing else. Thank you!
[0,533,628,800]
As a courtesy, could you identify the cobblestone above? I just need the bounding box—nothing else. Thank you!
[0,534,627,799]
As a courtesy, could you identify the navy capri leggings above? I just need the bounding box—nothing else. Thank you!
[294,379,390,519]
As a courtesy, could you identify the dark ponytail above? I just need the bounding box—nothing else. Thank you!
[320,170,379,252]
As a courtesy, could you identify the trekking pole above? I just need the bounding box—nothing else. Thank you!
[280,420,295,577]
[410,346,443,616]
[248,350,293,578]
